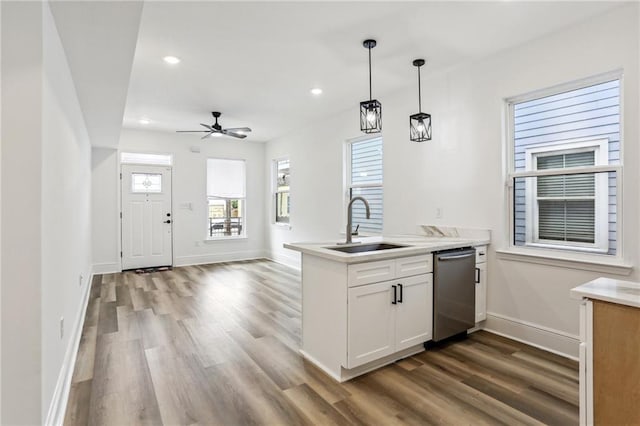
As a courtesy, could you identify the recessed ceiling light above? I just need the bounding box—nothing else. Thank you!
[163,56,181,65]
[138,118,151,125]
[310,88,323,96]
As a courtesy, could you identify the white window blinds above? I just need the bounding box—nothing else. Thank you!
[207,159,246,199]
[536,151,595,243]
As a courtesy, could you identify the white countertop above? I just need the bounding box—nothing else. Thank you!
[284,235,490,264]
[571,277,640,309]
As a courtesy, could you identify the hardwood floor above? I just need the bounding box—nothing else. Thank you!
[64,259,579,425]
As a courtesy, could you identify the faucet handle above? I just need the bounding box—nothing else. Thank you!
[351,224,360,236]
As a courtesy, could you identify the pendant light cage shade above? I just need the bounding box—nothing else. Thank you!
[410,58,432,142]
[360,39,382,134]
[409,112,432,142]
[360,99,382,133]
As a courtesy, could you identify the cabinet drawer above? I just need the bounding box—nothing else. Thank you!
[475,246,487,264]
[395,254,433,278]
[348,259,395,287]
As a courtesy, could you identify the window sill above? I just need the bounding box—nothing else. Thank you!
[204,236,248,243]
[496,248,633,276]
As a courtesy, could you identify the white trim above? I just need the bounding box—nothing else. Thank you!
[272,157,291,225]
[45,269,94,426]
[522,138,610,252]
[344,136,384,234]
[496,248,632,275]
[506,73,623,262]
[505,69,623,105]
[91,262,120,274]
[484,312,579,360]
[174,250,267,267]
[266,252,301,271]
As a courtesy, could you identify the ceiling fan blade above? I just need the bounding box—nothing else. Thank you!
[200,123,214,130]
[176,130,210,133]
[224,127,252,133]
[224,130,247,139]
[201,133,214,139]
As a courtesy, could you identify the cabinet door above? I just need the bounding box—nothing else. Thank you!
[347,281,396,368]
[475,262,487,322]
[395,274,433,351]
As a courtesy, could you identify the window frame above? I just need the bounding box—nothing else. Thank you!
[272,157,291,226]
[206,158,247,240]
[505,71,623,258]
[524,138,609,252]
[344,135,383,235]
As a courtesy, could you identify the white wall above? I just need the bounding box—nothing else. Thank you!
[1,3,43,423]
[92,128,266,270]
[41,2,92,422]
[92,147,119,273]
[265,4,639,357]
[1,2,92,423]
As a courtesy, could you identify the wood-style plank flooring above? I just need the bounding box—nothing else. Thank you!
[64,259,579,425]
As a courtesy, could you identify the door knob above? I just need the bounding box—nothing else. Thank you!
[164,220,171,224]
[166,213,171,217]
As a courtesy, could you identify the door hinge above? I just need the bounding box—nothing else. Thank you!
[120,172,122,180]
[120,251,123,258]
[120,212,122,219]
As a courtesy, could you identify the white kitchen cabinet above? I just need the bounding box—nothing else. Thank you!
[475,245,487,323]
[395,274,433,350]
[347,273,433,368]
[298,252,438,381]
[347,281,396,367]
[346,255,433,369]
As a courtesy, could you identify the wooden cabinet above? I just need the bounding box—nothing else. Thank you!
[475,245,487,323]
[579,299,640,425]
[346,255,433,369]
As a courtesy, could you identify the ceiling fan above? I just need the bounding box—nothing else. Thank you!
[176,111,252,139]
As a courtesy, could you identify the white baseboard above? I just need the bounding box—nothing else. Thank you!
[484,312,579,360]
[174,249,267,267]
[265,250,300,270]
[91,262,120,274]
[45,267,94,426]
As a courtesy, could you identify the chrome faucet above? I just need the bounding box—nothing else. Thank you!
[343,196,370,244]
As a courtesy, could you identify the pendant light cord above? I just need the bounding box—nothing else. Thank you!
[417,64,422,112]
[368,46,373,101]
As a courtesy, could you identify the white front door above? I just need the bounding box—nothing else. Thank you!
[121,164,173,270]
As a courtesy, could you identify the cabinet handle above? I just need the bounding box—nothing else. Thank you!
[475,267,480,284]
[392,285,397,304]
[398,283,403,303]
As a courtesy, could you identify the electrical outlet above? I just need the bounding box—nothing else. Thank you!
[79,274,83,287]
[436,207,443,219]
[60,317,64,339]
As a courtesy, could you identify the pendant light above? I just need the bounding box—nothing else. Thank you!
[360,39,382,133]
[409,59,432,142]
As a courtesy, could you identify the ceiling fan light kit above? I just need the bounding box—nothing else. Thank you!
[409,58,432,142]
[176,111,252,140]
[360,39,382,134]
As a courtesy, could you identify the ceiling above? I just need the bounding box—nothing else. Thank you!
[56,1,625,146]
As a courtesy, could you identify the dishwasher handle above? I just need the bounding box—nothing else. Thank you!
[437,252,475,261]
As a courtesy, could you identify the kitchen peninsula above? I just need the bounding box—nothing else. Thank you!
[285,228,490,381]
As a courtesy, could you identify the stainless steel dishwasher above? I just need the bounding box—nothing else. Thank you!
[433,247,476,342]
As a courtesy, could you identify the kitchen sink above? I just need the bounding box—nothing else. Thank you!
[325,243,408,253]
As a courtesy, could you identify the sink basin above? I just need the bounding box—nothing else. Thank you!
[325,243,408,254]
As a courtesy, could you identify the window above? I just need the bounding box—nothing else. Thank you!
[206,158,246,238]
[346,137,383,234]
[131,173,162,193]
[273,158,290,224]
[508,77,621,255]
[121,152,172,165]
